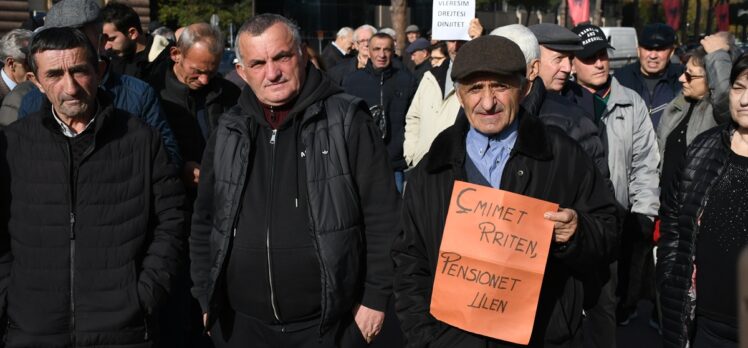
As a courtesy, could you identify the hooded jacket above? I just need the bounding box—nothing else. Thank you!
[0,91,186,347]
[190,65,400,334]
[341,60,416,171]
[392,111,619,347]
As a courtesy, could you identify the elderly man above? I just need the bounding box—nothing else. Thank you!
[530,23,619,348]
[406,38,431,82]
[101,2,172,84]
[564,24,660,328]
[392,35,618,347]
[16,0,181,165]
[320,26,354,70]
[616,23,683,129]
[342,32,416,192]
[529,23,585,94]
[149,22,239,189]
[0,29,32,104]
[328,24,377,85]
[190,14,399,347]
[0,27,186,347]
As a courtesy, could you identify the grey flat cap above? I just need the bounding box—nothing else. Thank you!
[529,23,583,52]
[406,24,420,33]
[45,0,101,28]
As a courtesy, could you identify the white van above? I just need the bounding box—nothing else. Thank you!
[601,27,638,69]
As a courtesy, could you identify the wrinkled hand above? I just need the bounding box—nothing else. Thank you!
[701,33,730,54]
[544,208,578,243]
[182,161,201,187]
[468,18,483,39]
[353,304,385,344]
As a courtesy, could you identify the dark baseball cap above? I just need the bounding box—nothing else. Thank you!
[451,35,526,82]
[572,24,614,60]
[529,23,583,52]
[639,23,676,48]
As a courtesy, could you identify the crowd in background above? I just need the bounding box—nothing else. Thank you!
[0,1,746,347]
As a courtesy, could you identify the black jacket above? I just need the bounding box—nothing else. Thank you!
[341,61,416,171]
[153,62,240,164]
[327,57,358,86]
[392,111,619,347]
[320,42,348,71]
[109,35,173,87]
[615,61,683,128]
[657,122,734,348]
[0,91,186,347]
[523,78,609,179]
[190,65,400,334]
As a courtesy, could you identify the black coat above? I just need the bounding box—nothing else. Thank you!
[320,42,347,71]
[341,61,416,171]
[153,62,240,164]
[657,122,734,348]
[522,79,609,179]
[0,91,187,347]
[392,111,619,347]
[190,66,400,334]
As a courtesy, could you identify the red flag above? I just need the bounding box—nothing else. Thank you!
[662,0,681,30]
[716,1,730,32]
[568,0,590,26]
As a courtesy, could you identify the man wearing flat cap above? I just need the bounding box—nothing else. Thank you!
[616,23,683,129]
[406,38,432,82]
[564,23,660,330]
[392,35,618,347]
[529,23,585,94]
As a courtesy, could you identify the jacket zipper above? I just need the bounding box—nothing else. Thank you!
[266,129,282,322]
[65,144,76,346]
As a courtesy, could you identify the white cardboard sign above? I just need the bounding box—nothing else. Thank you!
[431,0,475,41]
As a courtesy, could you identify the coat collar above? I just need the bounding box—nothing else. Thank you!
[425,107,553,173]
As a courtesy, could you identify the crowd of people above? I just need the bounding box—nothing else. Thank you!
[0,0,745,347]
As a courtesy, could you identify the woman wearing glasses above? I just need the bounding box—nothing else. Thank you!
[657,34,733,202]
[657,53,748,348]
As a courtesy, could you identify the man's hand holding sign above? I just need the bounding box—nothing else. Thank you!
[545,208,578,243]
[430,181,560,344]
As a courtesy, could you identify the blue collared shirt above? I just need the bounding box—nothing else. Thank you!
[465,119,519,188]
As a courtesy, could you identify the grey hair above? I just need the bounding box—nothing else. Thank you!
[490,25,539,64]
[1,29,32,61]
[236,13,302,65]
[379,27,396,39]
[353,24,377,42]
[177,23,224,57]
[336,27,353,39]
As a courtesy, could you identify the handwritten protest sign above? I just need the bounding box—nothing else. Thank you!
[431,0,475,41]
[430,181,559,344]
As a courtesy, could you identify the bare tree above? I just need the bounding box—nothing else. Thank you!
[391,0,407,56]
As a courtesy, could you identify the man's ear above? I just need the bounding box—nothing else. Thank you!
[170,46,181,63]
[455,85,464,108]
[527,59,540,82]
[4,57,14,71]
[127,27,139,41]
[29,72,44,94]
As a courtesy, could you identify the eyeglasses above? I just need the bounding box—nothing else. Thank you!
[684,71,704,82]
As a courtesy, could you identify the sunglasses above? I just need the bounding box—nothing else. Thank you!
[683,71,704,82]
